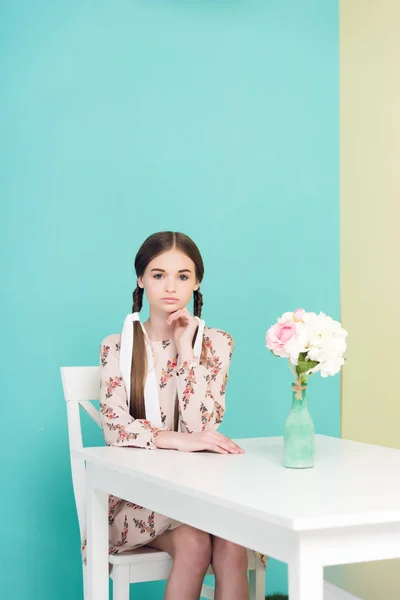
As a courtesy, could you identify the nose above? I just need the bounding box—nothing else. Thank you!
[165,278,176,293]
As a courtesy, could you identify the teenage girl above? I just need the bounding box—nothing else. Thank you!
[82,231,264,599]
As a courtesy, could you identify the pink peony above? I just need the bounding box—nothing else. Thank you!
[266,321,296,357]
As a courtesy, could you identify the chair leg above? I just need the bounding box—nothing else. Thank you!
[82,562,87,600]
[249,561,266,600]
[112,564,130,600]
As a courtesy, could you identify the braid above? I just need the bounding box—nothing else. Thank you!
[132,286,144,313]
[130,285,146,420]
[193,288,203,318]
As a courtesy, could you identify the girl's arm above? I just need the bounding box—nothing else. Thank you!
[175,328,235,433]
[99,333,243,454]
[155,329,242,453]
[99,337,159,449]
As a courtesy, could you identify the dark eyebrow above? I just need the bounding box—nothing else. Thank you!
[150,268,192,274]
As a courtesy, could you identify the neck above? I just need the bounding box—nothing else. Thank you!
[143,307,174,341]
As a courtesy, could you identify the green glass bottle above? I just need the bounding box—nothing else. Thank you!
[284,383,315,468]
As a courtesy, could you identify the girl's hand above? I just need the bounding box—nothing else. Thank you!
[166,307,198,349]
[179,431,245,454]
[155,430,244,455]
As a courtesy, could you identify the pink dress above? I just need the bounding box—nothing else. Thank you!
[81,325,267,568]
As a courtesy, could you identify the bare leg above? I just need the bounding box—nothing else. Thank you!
[211,536,249,600]
[147,524,212,600]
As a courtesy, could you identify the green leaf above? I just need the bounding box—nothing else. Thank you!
[295,352,319,376]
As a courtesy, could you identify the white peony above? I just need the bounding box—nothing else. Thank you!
[278,311,295,324]
[303,312,347,378]
[266,309,348,382]
[285,321,310,365]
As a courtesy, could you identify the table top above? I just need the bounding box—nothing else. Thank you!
[75,435,400,531]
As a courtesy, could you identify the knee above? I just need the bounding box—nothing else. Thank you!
[211,538,248,573]
[173,526,212,570]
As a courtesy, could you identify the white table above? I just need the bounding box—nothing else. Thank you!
[75,435,400,600]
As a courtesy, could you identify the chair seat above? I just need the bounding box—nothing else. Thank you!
[109,544,256,575]
[109,546,172,564]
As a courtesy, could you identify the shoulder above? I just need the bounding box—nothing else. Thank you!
[203,326,235,354]
[99,333,122,355]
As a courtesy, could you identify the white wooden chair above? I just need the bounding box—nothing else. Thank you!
[60,365,266,600]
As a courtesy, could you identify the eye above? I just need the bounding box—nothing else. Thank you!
[153,273,189,281]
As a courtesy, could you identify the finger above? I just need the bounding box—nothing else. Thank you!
[207,443,228,454]
[203,436,240,455]
[228,441,244,453]
[166,310,189,325]
[226,444,243,454]
[168,308,187,318]
[212,433,244,453]
[213,445,229,454]
[166,308,193,323]
[213,439,240,454]
[218,434,244,452]
[223,440,244,454]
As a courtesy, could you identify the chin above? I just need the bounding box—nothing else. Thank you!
[162,303,186,313]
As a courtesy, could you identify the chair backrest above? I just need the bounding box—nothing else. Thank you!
[60,366,101,542]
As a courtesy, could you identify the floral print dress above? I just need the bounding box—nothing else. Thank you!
[81,326,267,570]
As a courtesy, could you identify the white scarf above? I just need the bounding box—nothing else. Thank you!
[119,311,205,429]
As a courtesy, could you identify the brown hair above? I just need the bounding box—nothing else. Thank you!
[130,231,207,431]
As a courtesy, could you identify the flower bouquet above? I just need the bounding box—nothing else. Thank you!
[266,309,347,468]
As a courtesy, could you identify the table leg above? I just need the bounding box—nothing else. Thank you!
[86,480,109,600]
[288,545,323,600]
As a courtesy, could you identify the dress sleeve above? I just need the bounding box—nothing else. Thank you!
[99,337,159,449]
[175,329,235,433]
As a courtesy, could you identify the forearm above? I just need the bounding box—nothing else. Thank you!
[176,342,194,367]
[175,333,232,432]
[154,430,185,450]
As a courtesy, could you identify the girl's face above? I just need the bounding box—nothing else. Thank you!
[138,249,200,313]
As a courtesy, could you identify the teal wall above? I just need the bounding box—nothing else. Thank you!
[1,1,339,598]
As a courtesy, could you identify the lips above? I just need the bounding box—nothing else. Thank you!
[161,298,179,302]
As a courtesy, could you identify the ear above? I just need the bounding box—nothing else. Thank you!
[138,277,144,289]
[194,283,200,292]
